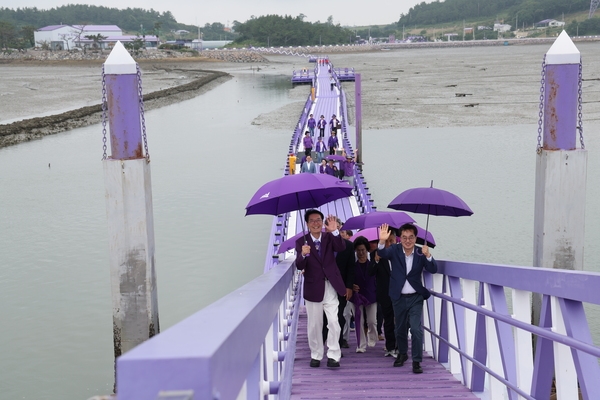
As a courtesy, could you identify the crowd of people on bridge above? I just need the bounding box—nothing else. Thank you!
[294,212,438,373]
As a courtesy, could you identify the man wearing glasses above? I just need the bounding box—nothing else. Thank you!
[295,210,347,368]
[377,223,437,374]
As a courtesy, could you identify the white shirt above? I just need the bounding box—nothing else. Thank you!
[377,243,432,294]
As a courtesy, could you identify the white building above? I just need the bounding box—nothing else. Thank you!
[34,25,158,50]
[493,23,512,33]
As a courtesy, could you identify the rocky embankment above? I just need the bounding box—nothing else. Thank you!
[0,48,269,63]
[0,68,231,148]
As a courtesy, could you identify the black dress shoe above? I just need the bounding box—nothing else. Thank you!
[310,359,320,368]
[340,339,349,348]
[393,353,408,367]
[412,361,423,374]
[327,358,340,368]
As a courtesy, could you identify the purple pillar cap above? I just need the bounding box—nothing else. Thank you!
[104,41,137,75]
[546,31,580,65]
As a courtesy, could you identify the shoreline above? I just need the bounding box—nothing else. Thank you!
[2,37,600,148]
[0,67,231,148]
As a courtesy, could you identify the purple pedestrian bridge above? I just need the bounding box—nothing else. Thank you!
[115,52,600,400]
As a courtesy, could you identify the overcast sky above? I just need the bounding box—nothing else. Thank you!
[7,0,429,27]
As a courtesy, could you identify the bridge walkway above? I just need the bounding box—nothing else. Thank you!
[288,60,480,400]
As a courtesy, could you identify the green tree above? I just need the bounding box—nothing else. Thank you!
[0,20,17,49]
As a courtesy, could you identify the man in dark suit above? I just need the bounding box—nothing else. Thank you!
[377,223,437,374]
[368,226,398,357]
[295,210,347,368]
[323,219,354,349]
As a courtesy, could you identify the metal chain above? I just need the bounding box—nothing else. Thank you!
[577,58,585,150]
[137,64,150,163]
[536,55,546,154]
[101,65,108,160]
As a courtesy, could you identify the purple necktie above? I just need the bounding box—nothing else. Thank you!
[314,240,321,256]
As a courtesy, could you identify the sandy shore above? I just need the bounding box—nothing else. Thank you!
[2,42,600,148]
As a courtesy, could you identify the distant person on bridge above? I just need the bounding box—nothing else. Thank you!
[330,75,335,91]
[307,114,316,137]
[301,155,317,173]
[288,152,297,175]
[329,114,340,136]
[328,131,339,155]
[303,131,314,157]
[324,159,338,177]
[295,211,347,368]
[315,136,327,163]
[377,223,438,374]
[319,160,327,174]
[317,115,327,137]
[341,151,356,191]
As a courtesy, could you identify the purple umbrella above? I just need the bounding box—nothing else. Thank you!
[387,180,473,240]
[341,211,415,231]
[352,225,436,248]
[325,154,346,162]
[245,173,352,216]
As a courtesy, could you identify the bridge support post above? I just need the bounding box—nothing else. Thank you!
[102,42,160,366]
[355,73,362,164]
[533,31,585,400]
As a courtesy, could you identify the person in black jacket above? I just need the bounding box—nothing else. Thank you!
[323,218,355,349]
[368,226,398,357]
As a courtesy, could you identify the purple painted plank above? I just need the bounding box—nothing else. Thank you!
[531,295,554,399]
[471,282,487,392]
[291,309,479,399]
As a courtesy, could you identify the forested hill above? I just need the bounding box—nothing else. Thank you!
[399,0,589,26]
[0,4,192,32]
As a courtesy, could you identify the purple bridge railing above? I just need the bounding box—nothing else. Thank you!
[116,258,600,399]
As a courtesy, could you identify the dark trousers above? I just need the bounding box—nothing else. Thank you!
[392,293,424,362]
[323,294,348,345]
[379,296,396,352]
[305,147,312,157]
[329,147,335,155]
[319,128,325,137]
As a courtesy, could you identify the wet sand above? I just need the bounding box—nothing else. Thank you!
[2,42,600,148]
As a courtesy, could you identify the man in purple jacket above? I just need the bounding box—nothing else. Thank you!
[307,114,316,137]
[303,131,313,157]
[328,131,339,155]
[329,114,340,136]
[314,136,327,163]
[341,151,356,191]
[317,115,327,137]
[295,211,347,368]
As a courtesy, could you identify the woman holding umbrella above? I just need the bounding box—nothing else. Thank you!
[351,236,378,353]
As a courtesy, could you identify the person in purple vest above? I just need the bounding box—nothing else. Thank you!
[319,160,327,174]
[377,223,437,374]
[295,211,347,368]
[307,114,316,137]
[351,236,378,353]
[317,115,327,137]
[329,114,340,136]
[328,131,339,155]
[314,136,327,163]
[324,159,338,177]
[303,131,313,157]
[341,150,356,191]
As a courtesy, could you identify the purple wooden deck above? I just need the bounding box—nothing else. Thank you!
[291,309,480,399]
